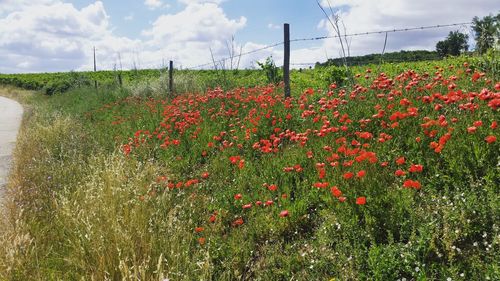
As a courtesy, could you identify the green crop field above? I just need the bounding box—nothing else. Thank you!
[0,55,498,280]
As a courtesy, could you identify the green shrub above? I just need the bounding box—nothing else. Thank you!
[257,56,282,84]
[315,65,350,87]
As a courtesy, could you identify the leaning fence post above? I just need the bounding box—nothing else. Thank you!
[169,60,174,96]
[283,23,291,98]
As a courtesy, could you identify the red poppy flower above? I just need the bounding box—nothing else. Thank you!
[209,215,216,223]
[409,164,423,173]
[330,186,342,198]
[268,184,278,191]
[232,218,244,227]
[343,172,354,180]
[356,197,366,205]
[313,182,329,188]
[201,172,210,179]
[279,210,289,217]
[357,170,366,178]
[318,168,326,179]
[229,155,240,164]
[242,203,252,209]
[396,157,405,165]
[198,237,206,245]
[122,144,131,155]
[234,193,242,200]
[467,126,477,134]
[265,200,274,206]
[195,227,204,233]
[472,72,481,82]
[403,179,421,190]
[316,163,326,168]
[395,169,406,176]
[156,176,167,183]
[294,164,303,172]
[485,135,496,144]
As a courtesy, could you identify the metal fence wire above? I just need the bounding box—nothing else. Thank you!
[182,22,473,70]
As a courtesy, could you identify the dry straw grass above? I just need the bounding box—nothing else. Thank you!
[0,94,212,279]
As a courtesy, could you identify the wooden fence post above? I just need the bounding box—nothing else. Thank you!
[283,23,291,98]
[284,23,295,201]
[118,72,123,88]
[93,46,98,90]
[169,60,174,96]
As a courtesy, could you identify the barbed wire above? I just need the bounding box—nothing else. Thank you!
[179,22,474,70]
[290,22,473,43]
[290,62,316,66]
[186,42,284,70]
[289,56,445,68]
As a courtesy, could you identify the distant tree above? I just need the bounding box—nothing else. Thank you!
[436,41,449,57]
[436,31,469,57]
[472,13,500,54]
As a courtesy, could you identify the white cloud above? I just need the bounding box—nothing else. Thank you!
[178,0,225,4]
[314,0,499,59]
[0,0,56,15]
[144,0,163,10]
[142,3,246,44]
[140,2,247,68]
[1,0,498,73]
[124,13,134,21]
[0,0,249,73]
[0,1,142,73]
[267,23,281,30]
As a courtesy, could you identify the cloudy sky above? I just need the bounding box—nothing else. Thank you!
[0,0,497,73]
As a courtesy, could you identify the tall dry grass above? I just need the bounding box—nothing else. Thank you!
[0,87,212,280]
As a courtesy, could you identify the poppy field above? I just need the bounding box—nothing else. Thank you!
[1,58,499,280]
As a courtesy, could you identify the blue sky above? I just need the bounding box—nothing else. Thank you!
[0,0,498,73]
[67,1,327,42]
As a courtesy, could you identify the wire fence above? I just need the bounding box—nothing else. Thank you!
[180,22,473,70]
[96,21,473,72]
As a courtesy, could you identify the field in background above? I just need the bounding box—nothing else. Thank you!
[0,50,485,96]
[0,55,499,280]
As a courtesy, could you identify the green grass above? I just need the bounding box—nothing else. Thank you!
[0,56,499,280]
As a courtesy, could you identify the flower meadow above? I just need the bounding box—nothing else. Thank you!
[108,62,498,279]
[1,59,499,280]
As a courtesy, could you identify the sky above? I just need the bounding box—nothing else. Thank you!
[0,0,498,73]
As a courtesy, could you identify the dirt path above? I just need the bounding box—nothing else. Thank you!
[0,96,23,206]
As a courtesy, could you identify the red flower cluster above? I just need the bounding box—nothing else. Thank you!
[110,61,497,233]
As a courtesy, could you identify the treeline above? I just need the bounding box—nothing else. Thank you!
[315,50,440,67]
